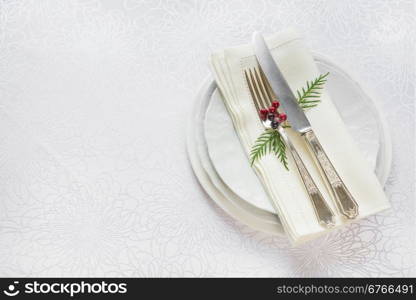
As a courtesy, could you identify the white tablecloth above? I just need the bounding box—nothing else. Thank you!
[0,0,414,277]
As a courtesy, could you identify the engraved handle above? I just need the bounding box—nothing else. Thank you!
[303,130,359,219]
[278,128,335,227]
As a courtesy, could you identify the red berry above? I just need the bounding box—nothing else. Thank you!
[259,109,268,120]
[279,113,287,122]
[259,108,268,115]
[272,101,280,108]
[268,106,276,113]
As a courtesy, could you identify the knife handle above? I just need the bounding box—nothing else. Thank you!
[277,127,335,227]
[303,130,359,219]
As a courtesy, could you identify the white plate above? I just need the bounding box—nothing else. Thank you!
[187,53,392,234]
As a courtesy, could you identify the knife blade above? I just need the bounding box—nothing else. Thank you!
[252,31,359,219]
[252,32,310,133]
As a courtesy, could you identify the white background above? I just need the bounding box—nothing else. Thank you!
[0,0,414,277]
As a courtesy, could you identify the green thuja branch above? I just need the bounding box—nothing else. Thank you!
[250,129,288,170]
[296,72,329,109]
[250,129,274,166]
[273,129,288,170]
[250,73,329,170]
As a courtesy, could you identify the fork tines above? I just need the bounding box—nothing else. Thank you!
[244,67,277,114]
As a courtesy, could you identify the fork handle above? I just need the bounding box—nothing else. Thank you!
[303,130,359,219]
[277,127,335,227]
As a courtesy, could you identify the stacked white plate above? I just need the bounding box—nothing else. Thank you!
[187,53,392,235]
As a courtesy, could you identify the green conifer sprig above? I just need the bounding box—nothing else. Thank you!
[250,129,288,170]
[297,72,329,109]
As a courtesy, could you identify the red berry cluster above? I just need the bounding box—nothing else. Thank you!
[259,101,287,125]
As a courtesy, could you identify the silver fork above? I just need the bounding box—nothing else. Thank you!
[244,67,335,227]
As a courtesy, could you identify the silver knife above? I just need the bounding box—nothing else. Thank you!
[252,32,359,219]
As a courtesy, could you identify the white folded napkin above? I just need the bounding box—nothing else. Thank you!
[210,28,390,244]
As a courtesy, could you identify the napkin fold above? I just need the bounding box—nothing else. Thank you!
[210,28,390,244]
